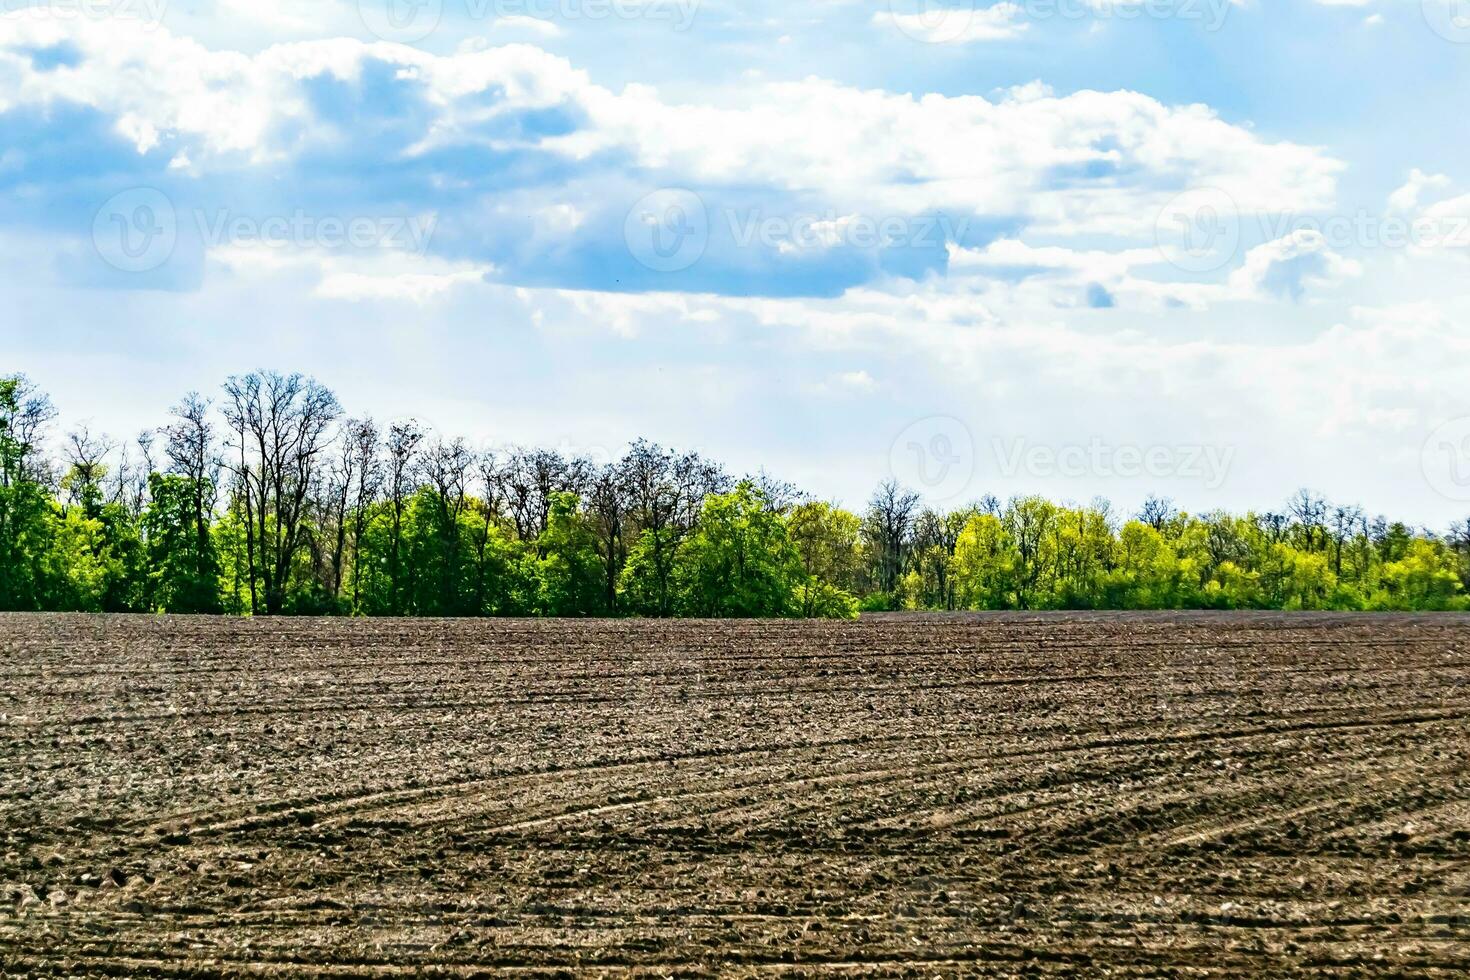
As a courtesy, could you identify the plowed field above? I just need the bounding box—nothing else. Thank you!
[2,612,1468,976]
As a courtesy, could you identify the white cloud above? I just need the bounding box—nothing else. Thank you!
[1229,230,1362,301]
[0,15,1343,240]
[835,369,878,391]
[873,3,1029,44]
[492,16,564,38]
[1388,168,1452,212]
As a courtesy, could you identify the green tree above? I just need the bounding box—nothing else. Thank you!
[535,492,605,616]
[671,482,802,618]
[143,473,223,613]
[0,376,57,610]
[789,500,863,616]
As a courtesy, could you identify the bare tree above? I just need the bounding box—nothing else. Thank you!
[585,463,626,613]
[320,418,378,604]
[384,420,425,612]
[1258,511,1289,545]
[616,440,727,615]
[0,375,57,488]
[1327,503,1365,579]
[341,418,382,611]
[162,393,220,576]
[62,426,116,515]
[493,447,593,543]
[1138,495,1177,532]
[1289,489,1329,552]
[864,480,920,595]
[467,450,507,614]
[108,432,156,518]
[221,371,342,615]
[423,437,474,611]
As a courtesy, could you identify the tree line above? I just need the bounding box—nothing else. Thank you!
[2,371,1468,617]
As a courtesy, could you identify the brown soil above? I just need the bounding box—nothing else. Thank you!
[2,612,1468,977]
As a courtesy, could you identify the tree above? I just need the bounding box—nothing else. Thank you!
[1288,489,1329,553]
[421,437,474,614]
[954,512,1015,610]
[863,480,919,597]
[789,501,862,602]
[341,418,382,612]
[1138,495,1177,532]
[585,463,627,614]
[143,473,222,612]
[383,419,424,614]
[788,500,862,618]
[0,375,57,609]
[618,441,726,616]
[1003,496,1058,609]
[222,371,342,615]
[673,482,802,618]
[535,492,605,616]
[1378,541,1465,610]
[160,394,222,611]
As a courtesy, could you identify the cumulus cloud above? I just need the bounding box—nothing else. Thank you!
[1388,169,1452,212]
[0,14,1346,300]
[1229,230,1362,302]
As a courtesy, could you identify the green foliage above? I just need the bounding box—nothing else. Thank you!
[942,498,1467,614]
[6,372,1467,620]
[671,482,804,618]
[535,493,606,617]
[143,474,223,613]
[0,376,55,610]
[794,581,858,619]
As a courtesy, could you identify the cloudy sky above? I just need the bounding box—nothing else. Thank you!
[3,0,1469,523]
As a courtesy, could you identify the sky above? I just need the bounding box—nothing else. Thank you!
[3,0,1470,524]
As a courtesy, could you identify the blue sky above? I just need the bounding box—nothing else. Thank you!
[3,0,1470,524]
